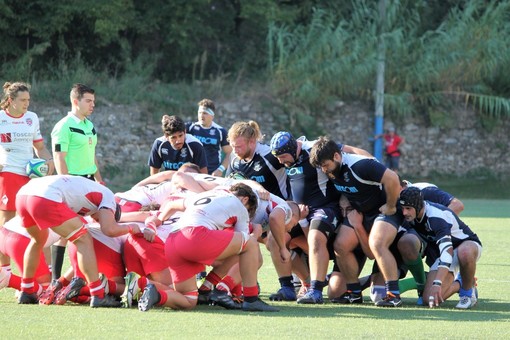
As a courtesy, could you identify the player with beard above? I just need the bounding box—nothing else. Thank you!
[310,136,405,307]
[226,121,289,199]
[148,115,208,175]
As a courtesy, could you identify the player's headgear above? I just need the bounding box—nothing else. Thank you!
[227,171,247,180]
[115,203,122,222]
[270,131,298,160]
[399,187,424,214]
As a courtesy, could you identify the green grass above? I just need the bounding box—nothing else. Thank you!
[1,200,509,339]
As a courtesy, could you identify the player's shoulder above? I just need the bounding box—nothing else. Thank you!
[186,133,202,145]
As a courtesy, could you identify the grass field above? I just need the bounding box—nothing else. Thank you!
[1,199,509,339]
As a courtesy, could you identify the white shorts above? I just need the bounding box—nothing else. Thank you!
[430,241,482,273]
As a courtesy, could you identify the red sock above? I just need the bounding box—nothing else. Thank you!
[231,283,243,297]
[108,279,117,294]
[219,275,237,292]
[8,273,21,290]
[138,277,148,291]
[159,290,168,305]
[243,285,258,299]
[21,278,35,294]
[79,286,90,295]
[88,279,104,298]
[201,271,222,291]
[58,277,70,286]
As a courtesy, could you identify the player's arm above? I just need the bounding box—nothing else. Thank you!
[94,208,141,237]
[53,150,69,175]
[33,140,55,175]
[342,144,373,157]
[428,234,453,307]
[448,198,464,215]
[93,156,104,184]
[349,210,375,260]
[379,169,400,215]
[135,170,177,187]
[212,144,233,177]
[171,171,214,192]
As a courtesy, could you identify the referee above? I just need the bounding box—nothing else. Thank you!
[49,83,104,281]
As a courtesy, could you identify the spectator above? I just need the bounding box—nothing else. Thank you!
[375,126,404,173]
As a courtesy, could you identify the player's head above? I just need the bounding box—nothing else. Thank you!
[70,83,95,116]
[162,115,186,150]
[197,98,215,127]
[229,182,258,219]
[309,136,342,178]
[399,187,424,220]
[270,131,298,167]
[179,162,201,173]
[1,82,31,111]
[228,121,262,160]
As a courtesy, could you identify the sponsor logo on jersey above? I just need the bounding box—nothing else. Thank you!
[286,166,304,176]
[0,133,12,143]
[250,175,266,183]
[163,161,185,170]
[253,162,263,172]
[180,148,188,158]
[343,172,350,182]
[0,120,8,126]
[334,184,359,193]
[209,129,215,136]
[26,118,33,126]
[195,135,218,145]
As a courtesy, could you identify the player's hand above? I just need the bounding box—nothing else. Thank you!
[256,188,270,201]
[143,227,156,242]
[379,204,396,216]
[212,169,223,177]
[128,223,141,235]
[45,159,55,176]
[299,204,309,219]
[279,248,291,263]
[428,285,443,308]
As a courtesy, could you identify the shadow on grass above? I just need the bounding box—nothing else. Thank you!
[184,297,510,322]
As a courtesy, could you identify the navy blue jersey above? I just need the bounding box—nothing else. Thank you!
[228,142,289,199]
[332,153,387,214]
[186,122,229,174]
[411,182,454,207]
[148,134,207,171]
[286,140,340,209]
[404,201,481,248]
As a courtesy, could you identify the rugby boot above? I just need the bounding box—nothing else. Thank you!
[269,286,296,301]
[330,290,363,304]
[39,279,63,305]
[296,289,324,304]
[138,284,161,312]
[197,289,212,305]
[242,298,279,312]
[121,272,141,308]
[90,294,122,308]
[209,288,242,310]
[375,292,402,307]
[18,292,38,304]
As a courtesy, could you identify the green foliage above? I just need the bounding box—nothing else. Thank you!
[268,0,510,126]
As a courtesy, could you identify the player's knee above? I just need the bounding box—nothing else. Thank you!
[398,236,421,260]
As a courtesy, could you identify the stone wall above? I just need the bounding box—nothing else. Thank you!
[33,99,510,185]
